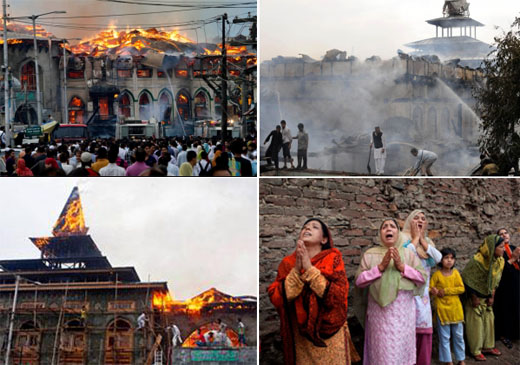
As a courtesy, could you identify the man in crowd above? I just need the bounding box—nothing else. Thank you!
[126,148,149,177]
[100,148,126,176]
[179,150,197,176]
[229,139,252,177]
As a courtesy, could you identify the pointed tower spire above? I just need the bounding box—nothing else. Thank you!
[52,186,88,237]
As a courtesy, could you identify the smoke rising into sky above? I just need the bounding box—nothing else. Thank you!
[10,0,256,44]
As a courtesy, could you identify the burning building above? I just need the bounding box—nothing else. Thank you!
[0,187,257,364]
[1,19,257,139]
[260,1,487,175]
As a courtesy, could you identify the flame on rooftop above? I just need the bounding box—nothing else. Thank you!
[0,22,54,38]
[64,25,254,59]
[52,186,88,237]
[151,287,245,313]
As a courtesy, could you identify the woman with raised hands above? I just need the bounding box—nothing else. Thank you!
[401,209,442,365]
[268,218,357,365]
[355,218,426,365]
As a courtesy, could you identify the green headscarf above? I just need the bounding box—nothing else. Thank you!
[355,218,426,308]
[461,234,505,297]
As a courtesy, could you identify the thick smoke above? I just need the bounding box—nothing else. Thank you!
[260,54,481,175]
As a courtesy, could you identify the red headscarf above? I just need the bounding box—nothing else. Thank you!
[15,159,33,177]
[44,157,59,170]
[267,220,349,365]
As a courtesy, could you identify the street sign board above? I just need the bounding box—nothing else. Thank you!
[24,126,42,137]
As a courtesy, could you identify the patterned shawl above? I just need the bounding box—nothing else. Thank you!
[267,225,349,365]
[462,234,505,297]
[355,219,426,308]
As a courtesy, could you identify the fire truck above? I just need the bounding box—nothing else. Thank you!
[115,118,162,140]
[194,119,242,139]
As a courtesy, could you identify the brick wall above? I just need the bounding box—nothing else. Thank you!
[259,178,520,363]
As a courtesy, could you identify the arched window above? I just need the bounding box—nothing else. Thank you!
[21,61,36,91]
[68,96,85,124]
[104,319,133,364]
[158,92,172,123]
[60,319,86,364]
[14,321,41,364]
[119,92,133,119]
[214,94,222,117]
[14,104,37,124]
[427,107,437,138]
[412,106,423,130]
[442,108,450,135]
[176,91,191,121]
[194,90,210,119]
[139,93,152,120]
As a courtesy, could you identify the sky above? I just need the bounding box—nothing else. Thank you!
[260,0,519,62]
[9,0,256,44]
[0,178,258,300]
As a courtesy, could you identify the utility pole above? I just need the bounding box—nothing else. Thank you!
[31,15,43,125]
[5,275,20,365]
[62,39,68,124]
[2,0,10,146]
[232,13,257,139]
[221,13,228,145]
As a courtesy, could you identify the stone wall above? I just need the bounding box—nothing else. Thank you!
[259,178,520,363]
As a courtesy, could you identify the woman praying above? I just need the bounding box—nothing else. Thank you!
[268,218,355,364]
[355,218,426,365]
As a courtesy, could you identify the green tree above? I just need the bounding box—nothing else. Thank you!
[475,17,520,175]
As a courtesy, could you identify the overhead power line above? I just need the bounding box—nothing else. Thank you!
[33,5,255,20]
[97,0,256,8]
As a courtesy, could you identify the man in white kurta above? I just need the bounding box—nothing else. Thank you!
[370,126,386,175]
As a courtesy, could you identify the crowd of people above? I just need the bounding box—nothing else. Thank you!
[0,136,257,177]
[268,214,519,365]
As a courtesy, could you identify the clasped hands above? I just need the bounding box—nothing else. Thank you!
[295,240,312,271]
[378,247,405,273]
[430,287,445,297]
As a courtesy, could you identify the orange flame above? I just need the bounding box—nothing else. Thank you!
[32,237,51,249]
[1,22,54,38]
[152,288,247,314]
[69,96,82,108]
[0,39,23,45]
[65,25,255,61]
[182,288,242,313]
[152,291,175,311]
[177,94,189,104]
[52,192,87,236]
